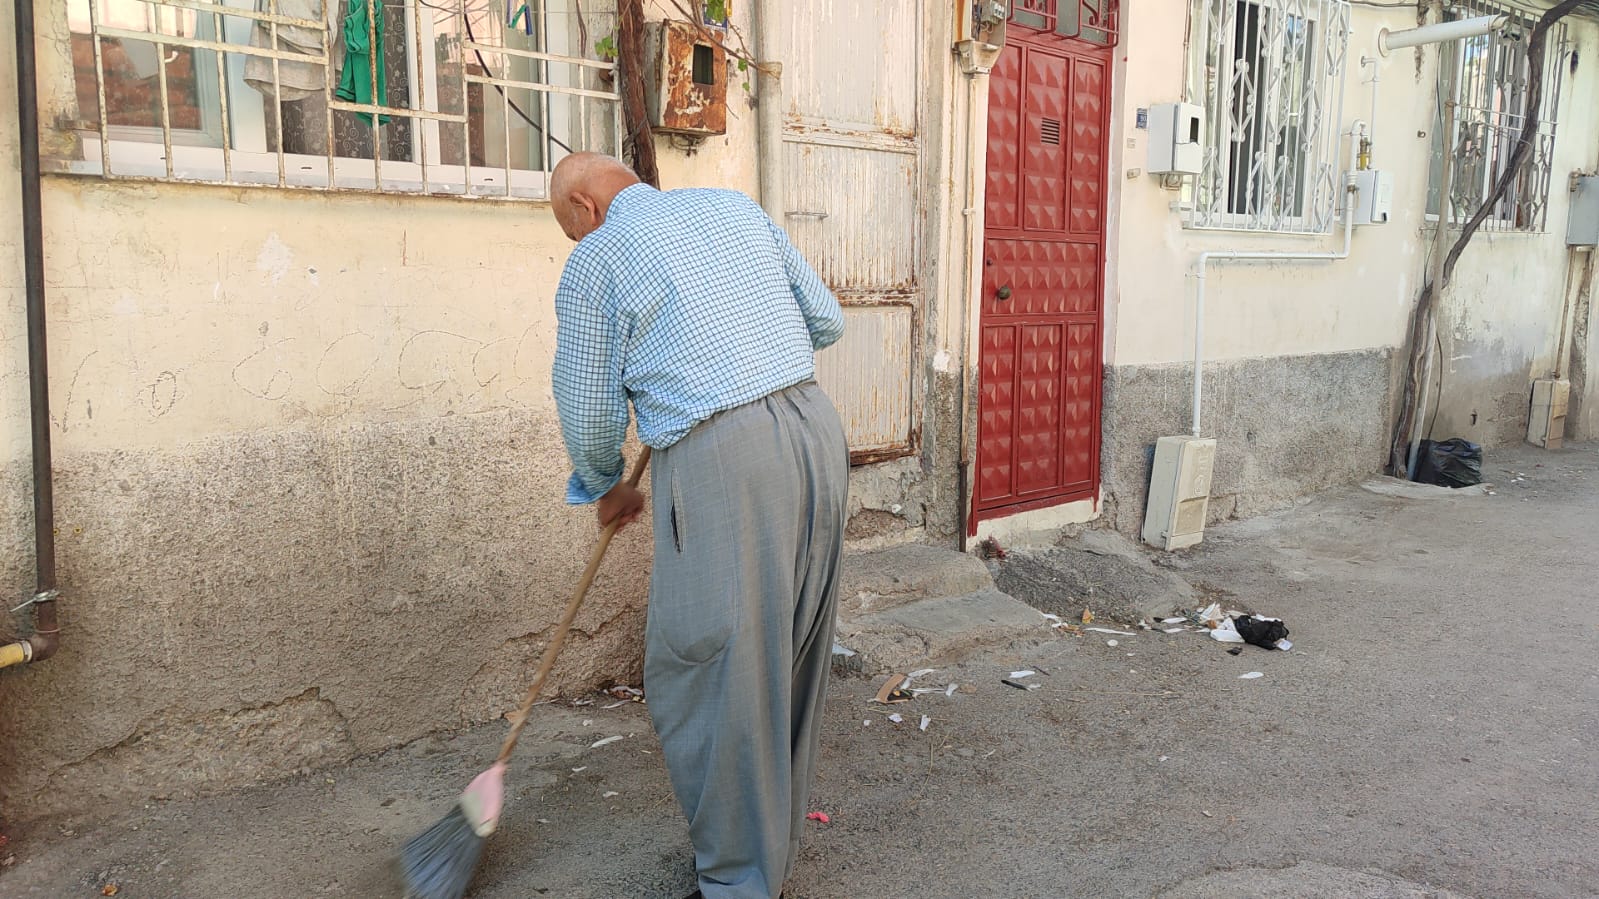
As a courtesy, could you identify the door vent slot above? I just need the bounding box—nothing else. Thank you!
[1039,117,1062,145]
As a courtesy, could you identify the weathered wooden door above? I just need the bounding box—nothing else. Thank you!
[976,7,1113,521]
[781,0,921,463]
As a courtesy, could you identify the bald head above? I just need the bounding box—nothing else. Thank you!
[550,153,641,242]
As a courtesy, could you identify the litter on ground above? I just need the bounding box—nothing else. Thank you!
[1239,671,1264,680]
[874,674,914,704]
[1233,614,1292,651]
[603,791,620,798]
[888,713,904,724]
[806,812,831,824]
[1209,619,1246,644]
[919,715,931,732]
[1107,640,1119,647]
[1003,678,1041,691]
[1009,670,1036,679]
[589,736,624,749]
[1086,627,1137,636]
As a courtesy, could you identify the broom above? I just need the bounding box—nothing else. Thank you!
[400,448,652,899]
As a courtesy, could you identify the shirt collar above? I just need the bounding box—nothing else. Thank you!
[606,182,655,220]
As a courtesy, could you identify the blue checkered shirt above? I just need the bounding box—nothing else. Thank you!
[552,183,845,504]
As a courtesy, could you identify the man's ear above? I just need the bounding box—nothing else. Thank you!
[572,191,600,222]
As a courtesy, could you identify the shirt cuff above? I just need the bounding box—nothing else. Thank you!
[565,469,623,506]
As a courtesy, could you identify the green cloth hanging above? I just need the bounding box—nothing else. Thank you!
[335,0,389,126]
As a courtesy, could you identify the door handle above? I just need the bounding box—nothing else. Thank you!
[996,284,1013,301]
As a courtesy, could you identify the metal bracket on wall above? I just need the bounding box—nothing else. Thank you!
[11,589,59,615]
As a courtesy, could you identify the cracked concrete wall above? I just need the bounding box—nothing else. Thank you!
[1100,351,1393,536]
[1097,5,1599,539]
[0,162,657,820]
[1427,16,1599,449]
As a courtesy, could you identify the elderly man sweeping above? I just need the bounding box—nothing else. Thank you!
[548,153,848,899]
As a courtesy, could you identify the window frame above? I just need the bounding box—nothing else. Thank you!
[1424,2,1567,234]
[1183,0,1352,235]
[57,0,623,201]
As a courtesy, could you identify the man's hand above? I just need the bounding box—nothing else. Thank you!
[597,481,645,531]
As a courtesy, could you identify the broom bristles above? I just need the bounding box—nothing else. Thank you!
[399,803,488,899]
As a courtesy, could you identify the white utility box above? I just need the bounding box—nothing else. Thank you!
[1527,378,1570,449]
[1147,103,1205,176]
[1142,435,1217,551]
[1569,175,1599,247]
[1351,170,1395,225]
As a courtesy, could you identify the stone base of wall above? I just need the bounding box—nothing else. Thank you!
[0,408,652,823]
[1100,349,1394,535]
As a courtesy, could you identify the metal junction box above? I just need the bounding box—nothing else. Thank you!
[1142,436,1217,551]
[1528,378,1570,449]
[1351,170,1395,225]
[1569,175,1599,247]
[644,20,728,137]
[1147,102,1204,176]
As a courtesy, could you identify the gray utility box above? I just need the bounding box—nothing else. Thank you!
[1570,175,1599,247]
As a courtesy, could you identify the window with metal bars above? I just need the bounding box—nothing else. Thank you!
[1009,0,1120,46]
[1424,2,1568,233]
[60,0,622,199]
[1185,0,1351,234]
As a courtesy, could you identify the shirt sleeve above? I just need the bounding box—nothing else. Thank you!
[768,217,845,351]
[552,255,631,505]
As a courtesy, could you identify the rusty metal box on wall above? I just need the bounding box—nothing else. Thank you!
[644,20,728,137]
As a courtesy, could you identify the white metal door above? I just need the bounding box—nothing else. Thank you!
[781,0,921,463]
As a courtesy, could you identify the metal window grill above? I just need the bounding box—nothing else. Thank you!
[1426,1,1568,233]
[1186,0,1351,234]
[1009,0,1120,47]
[62,0,622,200]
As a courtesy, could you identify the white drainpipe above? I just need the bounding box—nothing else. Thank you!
[1379,16,1508,56]
[753,4,783,220]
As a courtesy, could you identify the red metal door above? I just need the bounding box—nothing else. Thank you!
[976,17,1111,523]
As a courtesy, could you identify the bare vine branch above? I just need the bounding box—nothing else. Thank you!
[1389,0,1584,473]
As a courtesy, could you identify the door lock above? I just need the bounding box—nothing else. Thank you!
[996,284,1013,301]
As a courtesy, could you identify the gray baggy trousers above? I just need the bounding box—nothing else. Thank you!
[644,381,849,899]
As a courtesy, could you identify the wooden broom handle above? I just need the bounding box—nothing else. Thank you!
[496,447,652,764]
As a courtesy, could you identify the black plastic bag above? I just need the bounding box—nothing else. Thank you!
[1414,438,1483,488]
[1233,615,1289,650]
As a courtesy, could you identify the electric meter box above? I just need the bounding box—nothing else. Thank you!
[644,20,728,137]
[1146,103,1204,176]
[1141,435,1217,551]
[1569,175,1599,247]
[1528,378,1570,449]
[1352,170,1395,225]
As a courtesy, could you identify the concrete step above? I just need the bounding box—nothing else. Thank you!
[838,542,996,617]
[833,588,1049,675]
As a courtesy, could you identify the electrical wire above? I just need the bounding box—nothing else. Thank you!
[462,7,573,154]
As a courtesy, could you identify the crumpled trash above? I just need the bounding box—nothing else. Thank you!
[874,673,913,704]
[1232,614,1291,651]
[1208,618,1246,644]
[806,811,831,824]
